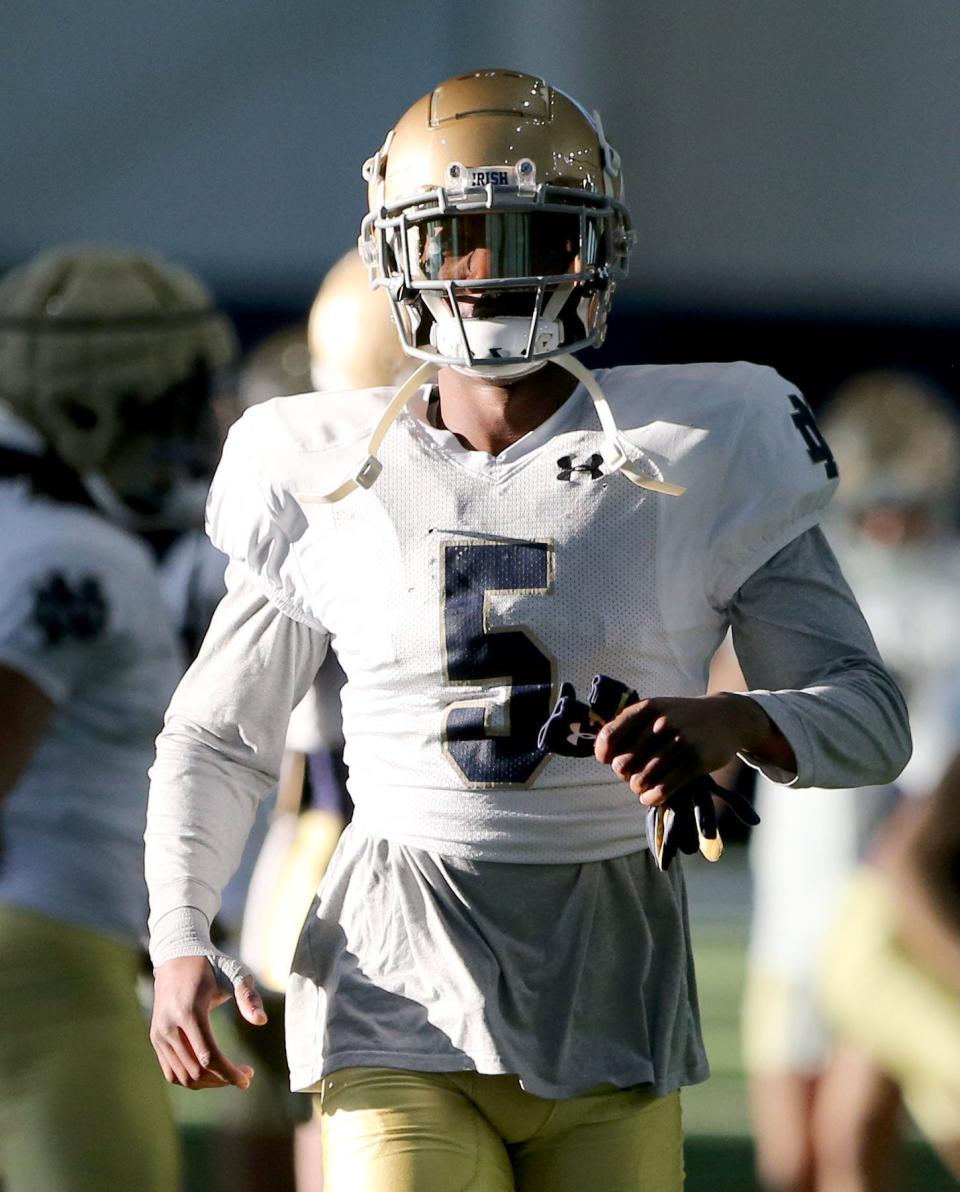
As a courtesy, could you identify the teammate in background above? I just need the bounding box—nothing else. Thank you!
[821,745,960,1182]
[144,70,911,1191]
[0,245,235,1192]
[742,371,960,1191]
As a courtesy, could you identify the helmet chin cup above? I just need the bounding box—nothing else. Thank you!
[430,314,561,376]
[449,359,547,380]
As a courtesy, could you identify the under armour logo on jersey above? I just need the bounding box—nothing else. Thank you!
[556,453,604,482]
[788,394,838,479]
[32,572,108,646]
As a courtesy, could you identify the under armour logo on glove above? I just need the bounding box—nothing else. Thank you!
[32,572,108,646]
[537,674,639,756]
[538,674,761,870]
[556,453,604,482]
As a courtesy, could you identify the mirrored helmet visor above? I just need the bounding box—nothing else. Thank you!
[412,211,600,284]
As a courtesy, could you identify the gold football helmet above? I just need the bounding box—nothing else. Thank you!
[822,370,960,523]
[308,248,413,391]
[235,325,313,412]
[0,245,236,526]
[359,69,634,378]
[301,73,684,504]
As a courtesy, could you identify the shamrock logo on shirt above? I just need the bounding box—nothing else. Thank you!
[32,572,108,646]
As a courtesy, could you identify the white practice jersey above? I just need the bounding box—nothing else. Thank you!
[202,362,837,864]
[0,479,183,945]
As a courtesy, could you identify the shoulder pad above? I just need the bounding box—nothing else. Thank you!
[597,363,838,602]
[597,361,775,436]
[234,387,396,453]
[205,388,395,617]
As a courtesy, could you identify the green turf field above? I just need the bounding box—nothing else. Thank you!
[683,843,956,1190]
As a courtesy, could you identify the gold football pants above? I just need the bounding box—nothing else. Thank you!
[0,905,181,1192]
[317,1065,683,1191]
[821,866,960,1146]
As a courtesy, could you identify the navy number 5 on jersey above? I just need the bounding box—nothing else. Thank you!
[441,540,555,787]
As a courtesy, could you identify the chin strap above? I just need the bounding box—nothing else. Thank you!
[297,360,439,503]
[297,353,685,504]
[552,353,685,497]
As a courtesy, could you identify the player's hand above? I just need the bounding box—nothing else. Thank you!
[539,677,768,871]
[594,692,776,805]
[150,955,267,1090]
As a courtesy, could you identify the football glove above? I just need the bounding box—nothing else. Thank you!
[537,673,640,757]
[643,773,760,871]
[538,674,760,870]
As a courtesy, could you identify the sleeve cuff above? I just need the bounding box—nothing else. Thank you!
[735,691,810,787]
[148,906,214,970]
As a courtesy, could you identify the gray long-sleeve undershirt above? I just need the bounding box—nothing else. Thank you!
[730,525,911,789]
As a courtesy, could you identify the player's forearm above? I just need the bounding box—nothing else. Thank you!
[728,528,911,788]
[738,667,910,789]
[145,562,329,947]
[146,729,274,932]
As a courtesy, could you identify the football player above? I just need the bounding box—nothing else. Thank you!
[145,70,911,1191]
[743,371,960,1191]
[821,745,960,1182]
[0,244,235,1191]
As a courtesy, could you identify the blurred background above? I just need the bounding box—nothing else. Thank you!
[3,2,960,1188]
[4,0,960,400]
